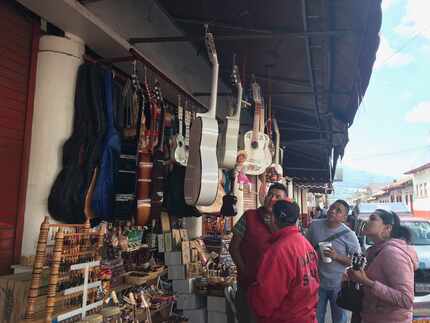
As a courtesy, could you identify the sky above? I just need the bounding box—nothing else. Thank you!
[342,0,430,178]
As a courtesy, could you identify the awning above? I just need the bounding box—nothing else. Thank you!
[152,0,382,184]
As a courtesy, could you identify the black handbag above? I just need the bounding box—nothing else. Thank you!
[336,253,367,313]
[336,280,363,312]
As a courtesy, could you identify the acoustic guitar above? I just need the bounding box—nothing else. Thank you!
[184,27,220,206]
[151,82,168,219]
[217,54,243,170]
[243,79,272,175]
[136,75,156,225]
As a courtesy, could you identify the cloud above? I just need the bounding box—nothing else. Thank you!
[395,0,430,39]
[381,0,395,11]
[405,101,430,123]
[373,34,414,70]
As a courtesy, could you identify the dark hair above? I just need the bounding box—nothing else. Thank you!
[273,200,300,227]
[333,199,350,214]
[374,209,412,243]
[268,183,288,195]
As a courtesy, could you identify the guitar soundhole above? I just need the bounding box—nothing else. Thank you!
[251,141,258,149]
[178,142,183,147]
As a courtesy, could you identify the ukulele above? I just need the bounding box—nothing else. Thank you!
[174,95,187,166]
[151,82,168,219]
[184,26,220,206]
[217,54,243,170]
[243,78,272,175]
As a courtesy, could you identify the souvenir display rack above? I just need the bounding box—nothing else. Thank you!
[23,217,105,323]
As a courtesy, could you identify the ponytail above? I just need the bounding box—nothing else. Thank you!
[393,225,412,244]
[374,209,412,244]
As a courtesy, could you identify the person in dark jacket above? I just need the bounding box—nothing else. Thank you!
[249,200,320,323]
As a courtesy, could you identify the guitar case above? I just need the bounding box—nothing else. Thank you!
[48,63,107,224]
[91,70,121,222]
[164,163,200,218]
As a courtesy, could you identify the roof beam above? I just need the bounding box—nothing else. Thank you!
[129,30,355,44]
[193,90,350,97]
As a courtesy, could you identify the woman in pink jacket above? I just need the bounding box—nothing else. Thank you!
[348,209,418,323]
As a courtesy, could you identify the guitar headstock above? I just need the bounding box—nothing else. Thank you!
[204,25,218,66]
[351,253,367,271]
[251,76,263,105]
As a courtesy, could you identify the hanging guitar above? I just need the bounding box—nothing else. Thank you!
[217,54,243,170]
[174,96,187,166]
[136,71,156,226]
[114,61,142,219]
[184,26,220,206]
[151,82,168,219]
[243,78,272,175]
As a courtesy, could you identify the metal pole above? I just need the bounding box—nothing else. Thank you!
[129,30,354,44]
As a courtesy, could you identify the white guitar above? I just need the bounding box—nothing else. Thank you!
[184,27,219,206]
[217,55,243,169]
[243,79,272,175]
[174,95,187,166]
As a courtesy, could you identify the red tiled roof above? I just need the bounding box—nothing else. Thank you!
[404,162,430,175]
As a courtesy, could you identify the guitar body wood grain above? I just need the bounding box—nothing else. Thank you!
[184,116,219,206]
[217,117,240,169]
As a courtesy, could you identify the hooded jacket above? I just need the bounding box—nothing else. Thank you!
[361,238,418,323]
[248,226,319,323]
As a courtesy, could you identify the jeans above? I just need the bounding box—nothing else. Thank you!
[317,287,348,323]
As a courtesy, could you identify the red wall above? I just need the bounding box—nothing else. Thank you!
[0,2,37,274]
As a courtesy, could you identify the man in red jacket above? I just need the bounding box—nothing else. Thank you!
[229,183,288,323]
[249,200,320,323]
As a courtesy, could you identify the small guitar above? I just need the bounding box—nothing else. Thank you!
[243,79,272,175]
[217,54,243,170]
[174,96,187,166]
[184,27,219,206]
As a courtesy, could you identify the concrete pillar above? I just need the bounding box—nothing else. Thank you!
[22,35,84,256]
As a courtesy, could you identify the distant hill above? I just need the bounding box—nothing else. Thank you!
[330,166,394,202]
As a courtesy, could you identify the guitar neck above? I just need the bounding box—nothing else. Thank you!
[232,83,243,120]
[185,111,191,146]
[252,102,261,141]
[177,105,183,136]
[273,118,280,164]
[207,59,219,119]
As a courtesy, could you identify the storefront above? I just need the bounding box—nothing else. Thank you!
[0,0,381,322]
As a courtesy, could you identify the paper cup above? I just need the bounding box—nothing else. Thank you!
[318,242,333,263]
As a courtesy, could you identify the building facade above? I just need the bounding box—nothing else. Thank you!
[405,163,430,218]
